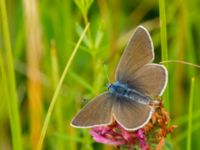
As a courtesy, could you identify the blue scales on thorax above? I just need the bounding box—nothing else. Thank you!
[107,81,150,105]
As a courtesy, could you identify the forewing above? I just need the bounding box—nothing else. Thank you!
[71,92,114,128]
[128,64,167,97]
[113,96,153,131]
[116,26,154,83]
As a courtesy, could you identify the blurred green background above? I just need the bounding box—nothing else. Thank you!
[1,0,200,149]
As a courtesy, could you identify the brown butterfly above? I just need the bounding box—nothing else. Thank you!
[71,26,167,131]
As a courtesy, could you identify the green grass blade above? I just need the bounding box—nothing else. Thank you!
[0,0,22,149]
[159,0,170,111]
[50,43,64,150]
[37,23,90,150]
[187,77,195,150]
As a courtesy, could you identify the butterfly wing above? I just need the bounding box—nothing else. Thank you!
[115,26,167,97]
[113,96,153,131]
[128,64,167,97]
[116,26,154,83]
[71,92,114,128]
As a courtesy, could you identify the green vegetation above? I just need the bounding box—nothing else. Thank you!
[0,0,200,149]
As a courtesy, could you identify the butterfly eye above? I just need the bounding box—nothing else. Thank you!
[106,83,112,89]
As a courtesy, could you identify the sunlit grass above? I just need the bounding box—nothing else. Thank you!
[37,23,90,150]
[50,41,64,150]
[0,0,22,149]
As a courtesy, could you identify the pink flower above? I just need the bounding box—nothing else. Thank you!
[89,101,175,150]
[136,130,149,150]
[90,122,149,150]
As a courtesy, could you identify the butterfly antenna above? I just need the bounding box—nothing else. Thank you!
[103,64,111,84]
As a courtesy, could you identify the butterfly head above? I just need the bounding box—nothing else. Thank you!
[106,83,112,89]
[106,83,115,94]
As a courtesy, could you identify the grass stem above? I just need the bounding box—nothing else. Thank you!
[160,60,200,69]
[159,0,170,111]
[0,0,22,149]
[37,23,90,150]
[187,77,195,150]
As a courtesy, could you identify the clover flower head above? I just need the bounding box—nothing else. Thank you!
[90,100,175,150]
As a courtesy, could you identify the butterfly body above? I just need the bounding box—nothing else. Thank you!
[71,26,168,131]
[107,81,128,96]
[107,81,150,105]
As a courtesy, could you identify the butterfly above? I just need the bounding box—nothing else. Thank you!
[71,26,168,131]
